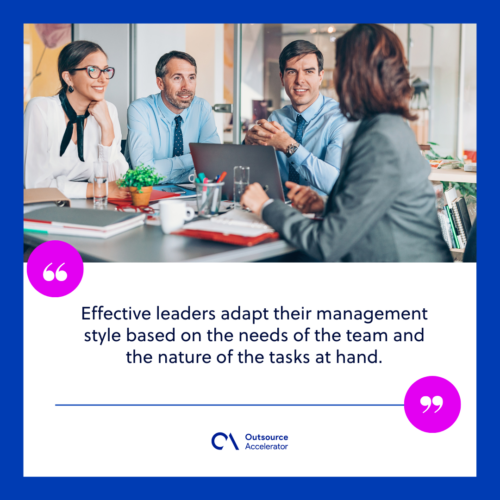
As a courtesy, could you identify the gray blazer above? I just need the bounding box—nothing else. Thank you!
[262,113,453,262]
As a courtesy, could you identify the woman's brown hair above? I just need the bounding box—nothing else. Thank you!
[58,40,107,93]
[335,24,416,121]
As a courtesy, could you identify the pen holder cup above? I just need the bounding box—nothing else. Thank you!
[196,182,224,218]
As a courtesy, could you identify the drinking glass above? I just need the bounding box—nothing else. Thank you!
[233,166,250,206]
[93,161,108,209]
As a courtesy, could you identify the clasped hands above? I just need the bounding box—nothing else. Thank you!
[244,119,296,153]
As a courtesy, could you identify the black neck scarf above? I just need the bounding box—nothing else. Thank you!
[59,91,89,162]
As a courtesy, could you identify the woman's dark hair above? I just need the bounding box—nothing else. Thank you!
[279,40,324,75]
[58,40,107,92]
[335,24,416,121]
[156,51,197,79]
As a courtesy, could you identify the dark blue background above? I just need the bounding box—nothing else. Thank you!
[6,2,496,497]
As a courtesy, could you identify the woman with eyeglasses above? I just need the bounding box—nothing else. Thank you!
[24,40,129,199]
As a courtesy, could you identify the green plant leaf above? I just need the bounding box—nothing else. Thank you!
[441,181,477,202]
[117,163,165,191]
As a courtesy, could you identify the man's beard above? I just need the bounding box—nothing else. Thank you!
[164,89,194,110]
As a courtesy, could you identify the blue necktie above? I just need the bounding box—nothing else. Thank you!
[289,114,306,184]
[173,116,183,157]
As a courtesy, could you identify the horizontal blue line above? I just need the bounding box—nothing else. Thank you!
[56,404,403,407]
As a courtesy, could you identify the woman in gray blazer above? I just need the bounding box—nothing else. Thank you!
[241,24,452,262]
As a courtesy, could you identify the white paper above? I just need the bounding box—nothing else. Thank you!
[182,209,275,237]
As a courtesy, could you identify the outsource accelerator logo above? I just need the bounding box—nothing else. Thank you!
[212,433,289,451]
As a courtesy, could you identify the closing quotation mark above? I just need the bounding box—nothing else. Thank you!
[420,395,444,413]
[43,263,68,282]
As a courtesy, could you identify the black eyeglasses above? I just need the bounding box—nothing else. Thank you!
[72,66,115,79]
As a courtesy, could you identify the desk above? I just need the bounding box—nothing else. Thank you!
[23,199,297,263]
[428,167,477,184]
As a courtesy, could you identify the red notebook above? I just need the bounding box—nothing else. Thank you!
[108,190,180,208]
[172,210,280,247]
[173,228,279,247]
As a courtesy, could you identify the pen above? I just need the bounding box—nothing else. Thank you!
[217,171,227,183]
[200,177,209,208]
[198,172,206,181]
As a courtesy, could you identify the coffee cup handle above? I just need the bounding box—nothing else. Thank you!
[185,207,195,221]
[188,173,195,183]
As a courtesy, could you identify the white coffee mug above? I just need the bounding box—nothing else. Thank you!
[160,200,195,234]
[188,173,196,183]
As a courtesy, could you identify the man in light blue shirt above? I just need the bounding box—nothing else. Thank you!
[126,51,220,183]
[245,40,346,196]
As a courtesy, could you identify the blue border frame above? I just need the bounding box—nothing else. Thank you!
[7,3,498,497]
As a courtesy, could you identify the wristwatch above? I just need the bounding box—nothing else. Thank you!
[285,142,300,158]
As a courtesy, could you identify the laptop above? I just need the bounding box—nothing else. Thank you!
[189,143,285,202]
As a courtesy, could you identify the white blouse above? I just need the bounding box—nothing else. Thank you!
[24,95,129,199]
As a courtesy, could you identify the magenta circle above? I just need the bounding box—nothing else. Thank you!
[404,376,461,433]
[27,241,84,297]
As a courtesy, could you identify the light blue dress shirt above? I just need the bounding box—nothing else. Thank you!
[268,93,346,196]
[126,94,221,183]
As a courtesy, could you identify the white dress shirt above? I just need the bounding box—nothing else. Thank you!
[24,95,129,199]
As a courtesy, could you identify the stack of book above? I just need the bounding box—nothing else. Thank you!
[24,207,146,239]
[436,187,472,250]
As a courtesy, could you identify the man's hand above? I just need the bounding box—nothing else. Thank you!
[244,119,280,146]
[286,181,325,214]
[240,182,270,217]
[245,120,295,153]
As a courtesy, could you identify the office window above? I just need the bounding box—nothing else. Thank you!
[238,23,471,159]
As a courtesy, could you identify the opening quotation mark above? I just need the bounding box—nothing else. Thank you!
[43,263,68,282]
[420,395,444,413]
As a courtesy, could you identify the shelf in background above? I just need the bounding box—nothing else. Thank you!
[428,168,476,183]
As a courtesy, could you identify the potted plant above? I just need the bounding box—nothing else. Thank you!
[117,164,164,207]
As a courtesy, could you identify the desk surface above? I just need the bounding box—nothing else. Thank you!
[24,199,296,263]
[428,167,477,183]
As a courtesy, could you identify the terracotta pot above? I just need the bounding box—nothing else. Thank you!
[129,186,153,207]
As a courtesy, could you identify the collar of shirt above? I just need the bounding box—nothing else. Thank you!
[155,93,190,124]
[289,93,325,124]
